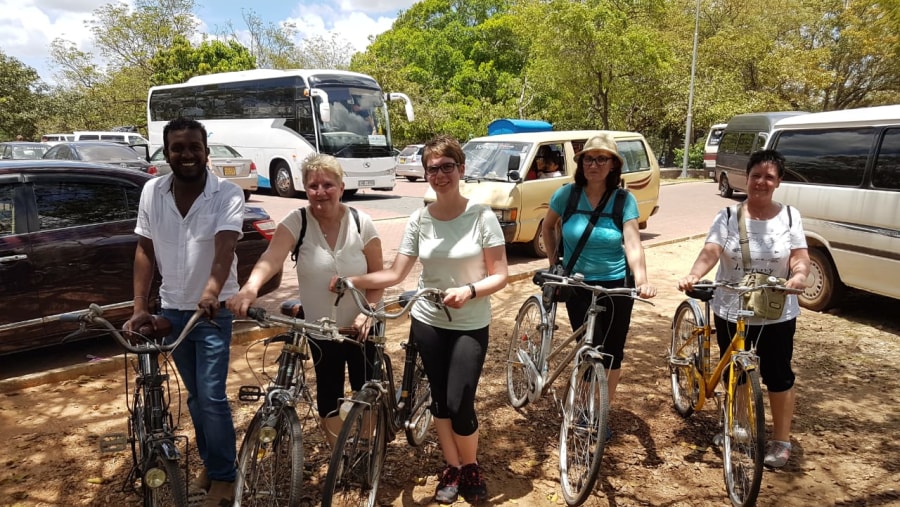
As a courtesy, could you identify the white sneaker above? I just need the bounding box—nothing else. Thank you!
[764,440,791,468]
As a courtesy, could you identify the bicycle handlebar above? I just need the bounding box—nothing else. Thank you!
[536,270,654,305]
[690,280,804,295]
[245,307,360,344]
[60,303,205,354]
[333,278,451,321]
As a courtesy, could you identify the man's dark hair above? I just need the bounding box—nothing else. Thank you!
[746,149,786,178]
[163,117,208,152]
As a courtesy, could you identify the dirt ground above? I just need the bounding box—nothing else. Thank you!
[1,238,899,507]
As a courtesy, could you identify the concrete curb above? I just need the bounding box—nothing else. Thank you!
[0,234,705,394]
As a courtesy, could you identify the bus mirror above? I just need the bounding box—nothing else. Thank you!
[387,92,415,122]
[309,89,331,123]
[507,154,521,176]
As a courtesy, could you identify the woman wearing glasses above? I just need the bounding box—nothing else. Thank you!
[541,133,657,439]
[333,135,508,504]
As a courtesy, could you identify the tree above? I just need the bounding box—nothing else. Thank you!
[0,51,46,140]
[149,36,257,85]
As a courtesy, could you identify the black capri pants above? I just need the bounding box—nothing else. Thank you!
[310,337,377,418]
[565,277,634,370]
[410,317,489,437]
[714,315,796,393]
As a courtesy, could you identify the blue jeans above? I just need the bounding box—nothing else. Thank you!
[162,308,236,482]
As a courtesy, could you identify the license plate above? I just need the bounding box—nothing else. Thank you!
[223,166,236,176]
[399,157,408,163]
[359,179,375,187]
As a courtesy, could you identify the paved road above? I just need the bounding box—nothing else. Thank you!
[0,178,734,383]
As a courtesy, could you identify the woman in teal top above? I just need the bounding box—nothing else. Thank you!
[542,134,657,423]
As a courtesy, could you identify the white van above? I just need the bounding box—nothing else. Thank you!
[770,104,900,311]
[73,131,149,146]
[423,130,661,257]
[703,123,727,175]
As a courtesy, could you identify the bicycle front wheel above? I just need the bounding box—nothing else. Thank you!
[507,295,546,408]
[322,389,387,507]
[404,351,433,447]
[234,406,304,506]
[670,300,706,417]
[722,362,765,507]
[142,449,188,507]
[559,359,609,506]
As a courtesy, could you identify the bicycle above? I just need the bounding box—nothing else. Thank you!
[321,279,446,507]
[668,279,800,507]
[506,270,651,506]
[234,300,359,506]
[61,304,206,507]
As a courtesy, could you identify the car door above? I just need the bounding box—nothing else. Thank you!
[25,172,144,348]
[0,174,43,355]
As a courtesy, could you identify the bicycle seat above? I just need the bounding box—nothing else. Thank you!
[686,281,715,302]
[280,300,304,318]
[130,315,173,343]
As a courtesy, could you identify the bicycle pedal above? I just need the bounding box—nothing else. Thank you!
[99,433,128,453]
[238,385,264,401]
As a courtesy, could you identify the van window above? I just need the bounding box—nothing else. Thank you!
[735,133,755,155]
[719,132,738,153]
[79,134,100,140]
[873,128,900,190]
[618,140,650,174]
[775,128,872,186]
[100,134,127,143]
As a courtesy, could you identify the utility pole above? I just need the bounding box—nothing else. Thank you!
[681,0,701,178]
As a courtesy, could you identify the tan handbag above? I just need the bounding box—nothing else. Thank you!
[737,205,787,320]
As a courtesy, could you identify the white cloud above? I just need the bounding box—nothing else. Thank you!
[335,0,412,14]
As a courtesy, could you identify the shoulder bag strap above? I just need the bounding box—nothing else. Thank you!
[736,203,751,272]
[564,189,613,274]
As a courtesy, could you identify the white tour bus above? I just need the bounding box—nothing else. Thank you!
[147,69,414,197]
[770,104,900,311]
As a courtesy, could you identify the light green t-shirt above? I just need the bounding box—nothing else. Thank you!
[399,203,506,330]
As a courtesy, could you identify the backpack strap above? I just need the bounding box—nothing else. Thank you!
[612,188,627,231]
[561,184,582,224]
[291,206,361,264]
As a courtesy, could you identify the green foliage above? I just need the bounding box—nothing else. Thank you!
[0,50,46,140]
[150,36,256,86]
[672,141,705,169]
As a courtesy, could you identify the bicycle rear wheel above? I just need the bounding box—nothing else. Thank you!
[559,359,609,506]
[322,389,387,507]
[234,406,304,506]
[507,295,546,408]
[670,300,706,417]
[142,448,188,507]
[404,351,433,447]
[722,361,765,507]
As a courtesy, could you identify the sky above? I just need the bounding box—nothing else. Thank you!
[0,0,417,83]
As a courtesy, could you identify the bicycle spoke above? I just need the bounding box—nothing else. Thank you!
[235,407,304,506]
[559,359,608,506]
[507,296,545,408]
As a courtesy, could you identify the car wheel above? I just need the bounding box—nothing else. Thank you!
[343,189,358,198]
[718,175,733,198]
[799,248,844,312]
[274,162,297,198]
[405,176,419,182]
[525,220,547,258]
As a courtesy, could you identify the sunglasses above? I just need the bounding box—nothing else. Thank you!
[583,156,614,166]
[425,162,459,175]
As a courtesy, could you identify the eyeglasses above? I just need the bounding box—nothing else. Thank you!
[583,155,614,167]
[425,162,459,175]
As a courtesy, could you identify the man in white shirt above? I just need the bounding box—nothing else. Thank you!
[126,117,243,506]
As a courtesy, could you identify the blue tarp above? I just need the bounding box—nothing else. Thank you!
[487,119,553,136]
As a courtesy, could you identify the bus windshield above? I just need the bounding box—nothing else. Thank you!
[317,86,390,157]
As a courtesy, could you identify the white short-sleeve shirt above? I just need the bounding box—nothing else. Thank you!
[280,205,379,326]
[706,203,807,324]
[135,173,244,310]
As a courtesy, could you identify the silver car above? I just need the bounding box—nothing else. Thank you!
[394,144,426,181]
[150,144,258,201]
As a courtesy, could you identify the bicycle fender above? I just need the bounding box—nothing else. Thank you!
[156,439,181,461]
[734,353,758,372]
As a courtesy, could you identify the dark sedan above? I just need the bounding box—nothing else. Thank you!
[0,160,281,355]
[43,141,155,174]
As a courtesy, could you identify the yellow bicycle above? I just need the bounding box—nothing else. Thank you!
[669,279,799,507]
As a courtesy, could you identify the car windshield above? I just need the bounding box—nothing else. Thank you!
[399,145,421,157]
[462,141,530,180]
[80,145,143,161]
[209,145,242,158]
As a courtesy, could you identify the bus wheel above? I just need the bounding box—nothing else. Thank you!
[274,162,297,198]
